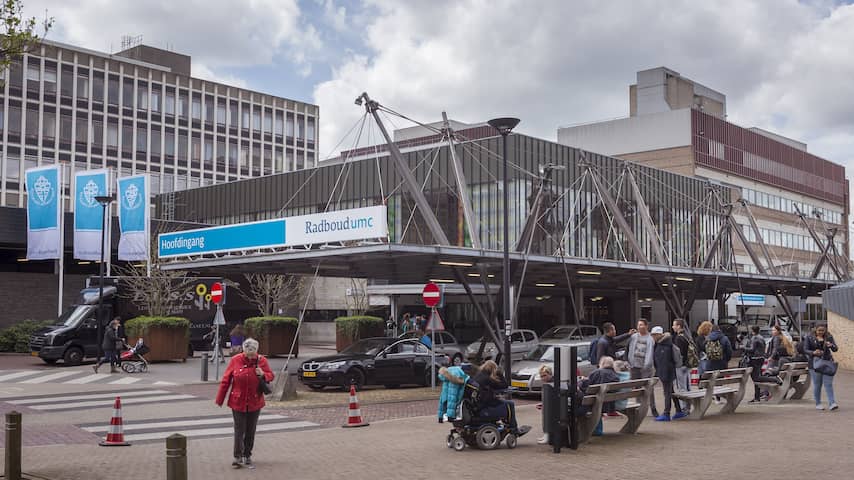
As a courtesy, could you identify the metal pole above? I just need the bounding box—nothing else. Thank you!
[214,305,222,380]
[97,202,108,361]
[569,346,578,450]
[57,186,65,317]
[431,308,436,390]
[201,352,209,382]
[552,347,561,454]
[5,411,22,480]
[165,434,188,480]
[501,131,513,388]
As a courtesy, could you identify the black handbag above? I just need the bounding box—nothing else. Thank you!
[255,358,273,395]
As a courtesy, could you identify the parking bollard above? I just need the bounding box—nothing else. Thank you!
[201,352,209,382]
[166,434,188,480]
[5,411,22,480]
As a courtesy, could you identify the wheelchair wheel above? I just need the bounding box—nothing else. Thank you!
[121,363,134,373]
[446,434,455,448]
[505,433,517,449]
[476,425,500,450]
[452,436,466,451]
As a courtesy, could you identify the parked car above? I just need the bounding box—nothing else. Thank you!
[465,329,539,362]
[298,337,448,390]
[540,324,601,341]
[509,340,595,396]
[398,330,466,366]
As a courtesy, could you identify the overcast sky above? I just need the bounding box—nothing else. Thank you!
[23,1,854,196]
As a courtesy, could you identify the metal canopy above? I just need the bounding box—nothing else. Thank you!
[160,243,832,299]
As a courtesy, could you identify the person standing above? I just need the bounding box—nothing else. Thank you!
[651,326,686,421]
[216,338,275,469]
[671,319,697,413]
[745,325,782,403]
[801,325,839,411]
[400,313,411,334]
[628,319,657,416]
[93,318,121,373]
[701,324,733,372]
[229,324,246,356]
[593,322,636,363]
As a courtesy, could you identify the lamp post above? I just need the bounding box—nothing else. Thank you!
[94,194,115,361]
[488,117,520,386]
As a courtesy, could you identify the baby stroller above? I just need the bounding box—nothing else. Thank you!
[446,379,520,451]
[120,338,150,373]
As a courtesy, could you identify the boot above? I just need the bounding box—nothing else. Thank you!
[93,364,99,373]
[110,365,119,373]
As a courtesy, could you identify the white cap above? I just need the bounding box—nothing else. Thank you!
[651,326,664,335]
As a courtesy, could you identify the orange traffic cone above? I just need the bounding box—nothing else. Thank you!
[342,383,369,428]
[690,368,699,386]
[99,396,131,446]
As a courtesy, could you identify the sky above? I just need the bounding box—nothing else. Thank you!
[21,0,854,193]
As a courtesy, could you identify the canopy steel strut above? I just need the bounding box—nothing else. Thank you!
[793,204,847,281]
[356,93,502,349]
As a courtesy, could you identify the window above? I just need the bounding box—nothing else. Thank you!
[137,84,148,110]
[191,137,200,161]
[252,109,261,132]
[165,91,175,115]
[9,61,23,88]
[136,127,147,152]
[263,110,272,133]
[192,97,201,120]
[297,115,304,139]
[25,107,39,140]
[228,103,238,128]
[165,132,175,156]
[151,130,161,155]
[92,74,104,103]
[216,103,226,125]
[216,140,225,163]
[108,77,119,105]
[252,145,260,172]
[7,155,20,179]
[60,114,72,143]
[26,63,40,82]
[307,117,315,141]
[42,111,56,140]
[75,117,88,144]
[107,121,118,147]
[204,97,214,123]
[240,145,249,167]
[122,125,133,153]
[151,86,161,113]
[241,108,250,129]
[275,111,284,136]
[44,66,57,94]
[229,144,238,165]
[204,138,213,164]
[122,78,134,107]
[286,113,294,137]
[77,73,89,99]
[8,106,21,134]
[61,69,73,97]
[0,104,3,132]
[178,134,188,161]
[178,92,189,118]
[92,120,103,146]
[275,150,283,172]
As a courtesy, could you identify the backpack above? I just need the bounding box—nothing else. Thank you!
[705,338,724,361]
[588,336,603,365]
[681,334,700,368]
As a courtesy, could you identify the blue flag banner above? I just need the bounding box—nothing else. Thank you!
[25,165,62,260]
[117,174,149,261]
[73,169,110,261]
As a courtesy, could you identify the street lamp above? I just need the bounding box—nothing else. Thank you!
[488,117,520,386]
[95,194,115,361]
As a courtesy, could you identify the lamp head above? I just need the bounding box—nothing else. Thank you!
[487,117,520,136]
[94,194,115,206]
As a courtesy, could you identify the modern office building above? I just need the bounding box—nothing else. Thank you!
[558,67,848,323]
[0,39,318,327]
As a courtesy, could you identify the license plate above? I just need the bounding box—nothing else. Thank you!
[303,371,316,378]
[511,381,527,388]
[31,351,38,357]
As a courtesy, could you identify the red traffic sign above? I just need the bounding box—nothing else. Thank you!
[422,282,441,308]
[211,282,224,305]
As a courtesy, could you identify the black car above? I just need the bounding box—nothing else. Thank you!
[297,337,449,390]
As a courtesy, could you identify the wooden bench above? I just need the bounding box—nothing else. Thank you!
[754,362,810,404]
[577,378,658,444]
[673,367,751,420]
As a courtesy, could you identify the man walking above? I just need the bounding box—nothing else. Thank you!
[628,319,657,416]
[593,322,636,364]
[672,319,697,413]
[651,326,687,421]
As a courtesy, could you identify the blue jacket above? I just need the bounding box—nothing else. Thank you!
[438,366,468,418]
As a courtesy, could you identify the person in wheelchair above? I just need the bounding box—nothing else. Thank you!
[472,360,530,435]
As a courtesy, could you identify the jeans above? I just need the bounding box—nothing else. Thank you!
[95,350,118,368]
[479,400,518,430]
[660,380,682,416]
[631,367,657,414]
[232,409,261,459]
[749,358,780,400]
[675,366,691,411]
[811,370,836,406]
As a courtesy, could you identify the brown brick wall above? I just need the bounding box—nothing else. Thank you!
[616,146,696,177]
[828,311,854,371]
[0,272,89,329]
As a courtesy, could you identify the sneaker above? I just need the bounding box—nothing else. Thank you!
[829,403,839,411]
[605,412,621,417]
[749,398,761,403]
[654,414,671,422]
[672,412,688,420]
[243,457,254,469]
[650,410,659,418]
[231,457,242,469]
[537,434,549,445]
[442,414,449,423]
[92,365,99,374]
[816,404,825,411]
[516,425,532,436]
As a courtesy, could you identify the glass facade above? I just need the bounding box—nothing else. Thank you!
[0,41,318,211]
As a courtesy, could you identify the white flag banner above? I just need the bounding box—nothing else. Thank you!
[73,169,111,261]
[117,174,149,261]
[25,165,63,260]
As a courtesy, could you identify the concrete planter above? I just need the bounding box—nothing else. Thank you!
[334,316,385,352]
[245,317,299,357]
[125,317,190,362]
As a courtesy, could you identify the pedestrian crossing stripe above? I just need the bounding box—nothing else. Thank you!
[79,414,321,443]
[4,389,198,411]
[0,369,176,386]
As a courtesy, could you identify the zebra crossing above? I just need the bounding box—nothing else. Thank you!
[0,369,176,386]
[2,388,198,411]
[78,413,321,443]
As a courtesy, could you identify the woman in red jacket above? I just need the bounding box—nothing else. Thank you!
[215,338,274,469]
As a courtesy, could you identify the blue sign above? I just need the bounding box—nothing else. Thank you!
[75,170,108,231]
[26,167,60,230]
[735,294,765,306]
[159,219,287,258]
[118,176,146,233]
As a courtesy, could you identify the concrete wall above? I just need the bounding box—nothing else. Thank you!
[0,272,89,328]
[557,109,692,157]
[828,311,854,371]
[300,322,335,344]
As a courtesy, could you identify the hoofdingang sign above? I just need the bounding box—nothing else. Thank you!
[158,205,388,258]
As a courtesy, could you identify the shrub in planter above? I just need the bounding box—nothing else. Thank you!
[124,316,190,362]
[0,320,52,353]
[334,316,384,352]
[244,316,299,357]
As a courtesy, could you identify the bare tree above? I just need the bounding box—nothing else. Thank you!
[240,273,304,317]
[345,278,369,316]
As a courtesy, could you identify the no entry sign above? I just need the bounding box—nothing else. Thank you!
[211,282,224,305]
[422,282,441,308]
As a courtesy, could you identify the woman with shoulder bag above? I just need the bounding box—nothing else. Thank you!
[215,338,275,468]
[802,324,839,411]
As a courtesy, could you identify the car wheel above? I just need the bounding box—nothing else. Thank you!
[307,385,325,390]
[476,425,500,450]
[41,358,58,365]
[452,354,463,366]
[505,433,517,449]
[343,369,365,390]
[452,436,466,451]
[62,347,84,366]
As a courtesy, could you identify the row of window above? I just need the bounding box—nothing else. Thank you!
[742,224,844,255]
[741,187,843,225]
[741,263,835,281]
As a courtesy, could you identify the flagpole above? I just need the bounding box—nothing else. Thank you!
[57,170,65,317]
